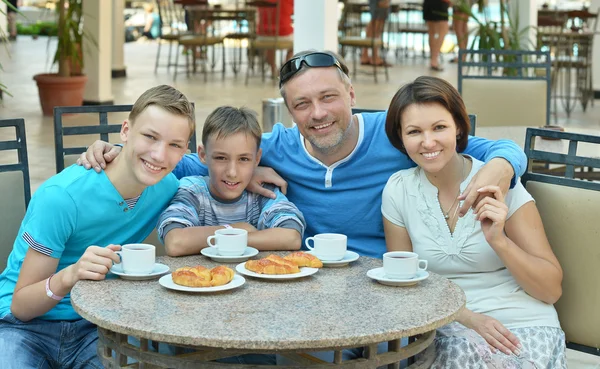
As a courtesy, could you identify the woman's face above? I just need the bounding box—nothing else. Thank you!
[400,103,460,173]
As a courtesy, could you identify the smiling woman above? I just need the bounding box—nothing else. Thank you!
[382,76,566,368]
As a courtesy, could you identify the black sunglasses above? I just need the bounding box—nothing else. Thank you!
[279,52,348,88]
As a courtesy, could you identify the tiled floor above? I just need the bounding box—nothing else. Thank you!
[1,37,600,367]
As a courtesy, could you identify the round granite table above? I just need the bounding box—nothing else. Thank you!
[71,252,465,368]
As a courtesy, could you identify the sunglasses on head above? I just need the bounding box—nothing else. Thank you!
[279,52,348,88]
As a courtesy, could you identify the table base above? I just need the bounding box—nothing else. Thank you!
[97,327,435,369]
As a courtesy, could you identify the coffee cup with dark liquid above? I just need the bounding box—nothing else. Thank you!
[382,251,428,280]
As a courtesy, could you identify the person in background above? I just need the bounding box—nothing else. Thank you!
[158,106,306,257]
[423,0,450,71]
[142,3,161,40]
[360,0,391,66]
[382,76,566,368]
[6,0,21,41]
[450,0,476,63]
[256,0,294,78]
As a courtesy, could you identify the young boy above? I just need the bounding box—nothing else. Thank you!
[157,106,305,257]
[0,85,195,368]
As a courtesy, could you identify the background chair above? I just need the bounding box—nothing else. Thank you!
[339,2,390,83]
[155,0,191,73]
[53,105,198,173]
[458,49,551,128]
[0,118,31,270]
[522,128,600,357]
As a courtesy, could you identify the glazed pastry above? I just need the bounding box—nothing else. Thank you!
[265,254,300,272]
[172,265,235,287]
[284,252,323,268]
[245,259,299,275]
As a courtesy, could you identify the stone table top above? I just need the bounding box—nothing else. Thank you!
[71,252,465,351]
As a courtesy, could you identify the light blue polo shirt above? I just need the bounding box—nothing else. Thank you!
[0,165,178,321]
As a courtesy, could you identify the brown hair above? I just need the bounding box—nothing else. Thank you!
[385,76,470,154]
[129,85,196,138]
[202,106,262,151]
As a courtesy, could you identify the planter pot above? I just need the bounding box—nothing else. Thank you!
[33,73,88,116]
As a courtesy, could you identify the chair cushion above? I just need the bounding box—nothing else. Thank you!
[526,181,600,349]
[179,35,225,46]
[339,36,383,47]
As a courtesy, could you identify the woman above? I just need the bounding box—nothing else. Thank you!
[423,0,450,71]
[381,76,566,368]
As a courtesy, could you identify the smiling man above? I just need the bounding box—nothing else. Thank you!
[80,50,526,260]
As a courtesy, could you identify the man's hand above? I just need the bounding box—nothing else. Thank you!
[246,167,288,199]
[76,140,121,173]
[459,309,521,356]
[458,158,513,217]
[65,245,122,287]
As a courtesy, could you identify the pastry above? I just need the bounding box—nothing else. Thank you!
[265,254,300,272]
[284,252,323,268]
[171,265,235,287]
[245,259,299,275]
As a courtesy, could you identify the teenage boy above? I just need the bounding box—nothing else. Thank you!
[158,106,305,256]
[0,85,195,368]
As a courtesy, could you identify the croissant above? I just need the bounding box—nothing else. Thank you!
[284,252,323,268]
[265,254,300,273]
[245,259,299,275]
[172,265,235,287]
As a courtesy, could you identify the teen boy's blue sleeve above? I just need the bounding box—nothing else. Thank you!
[463,136,526,188]
[257,186,306,237]
[18,186,76,259]
[172,154,208,179]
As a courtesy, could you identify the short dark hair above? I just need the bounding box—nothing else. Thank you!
[202,106,261,151]
[385,76,470,155]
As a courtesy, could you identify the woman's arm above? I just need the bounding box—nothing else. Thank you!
[475,186,563,304]
[383,217,413,252]
[248,228,301,251]
[456,308,521,355]
[11,245,120,322]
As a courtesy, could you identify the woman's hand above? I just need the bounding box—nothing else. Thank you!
[65,245,122,287]
[76,140,121,172]
[459,309,521,356]
[473,185,509,247]
[458,158,512,217]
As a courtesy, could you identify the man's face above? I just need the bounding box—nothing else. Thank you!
[200,132,262,202]
[120,105,190,187]
[283,67,356,155]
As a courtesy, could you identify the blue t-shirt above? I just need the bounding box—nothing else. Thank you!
[172,112,526,258]
[0,165,179,321]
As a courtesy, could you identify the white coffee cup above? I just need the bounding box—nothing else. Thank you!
[116,244,156,275]
[207,228,248,256]
[305,233,347,261]
[383,251,428,280]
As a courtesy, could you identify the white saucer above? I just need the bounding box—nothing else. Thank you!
[158,273,246,293]
[366,268,429,287]
[235,262,319,280]
[200,246,259,263]
[306,250,360,268]
[110,263,170,281]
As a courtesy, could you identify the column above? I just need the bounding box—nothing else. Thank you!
[509,0,536,49]
[293,0,339,54]
[112,0,127,78]
[591,0,600,97]
[0,1,7,40]
[83,0,114,104]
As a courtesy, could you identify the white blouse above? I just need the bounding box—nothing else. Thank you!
[381,156,560,330]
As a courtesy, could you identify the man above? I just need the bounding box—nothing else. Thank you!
[80,50,525,260]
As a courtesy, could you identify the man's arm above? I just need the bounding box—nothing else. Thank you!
[459,136,527,216]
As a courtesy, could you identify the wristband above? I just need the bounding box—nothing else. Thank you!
[223,224,232,229]
[45,274,65,301]
[114,143,123,148]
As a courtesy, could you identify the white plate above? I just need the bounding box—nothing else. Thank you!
[235,262,319,280]
[200,246,259,263]
[110,263,170,281]
[158,273,246,293]
[366,268,429,287]
[306,250,360,268]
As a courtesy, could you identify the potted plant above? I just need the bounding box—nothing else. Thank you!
[33,0,88,116]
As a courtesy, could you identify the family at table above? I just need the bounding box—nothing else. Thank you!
[0,50,566,369]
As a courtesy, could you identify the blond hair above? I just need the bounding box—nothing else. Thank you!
[129,85,195,138]
[202,106,261,150]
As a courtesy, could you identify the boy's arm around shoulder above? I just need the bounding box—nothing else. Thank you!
[248,186,306,251]
[464,136,526,187]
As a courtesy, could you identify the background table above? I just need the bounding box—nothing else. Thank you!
[71,253,465,368]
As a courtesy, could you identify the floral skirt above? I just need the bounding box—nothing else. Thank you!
[425,322,567,369]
